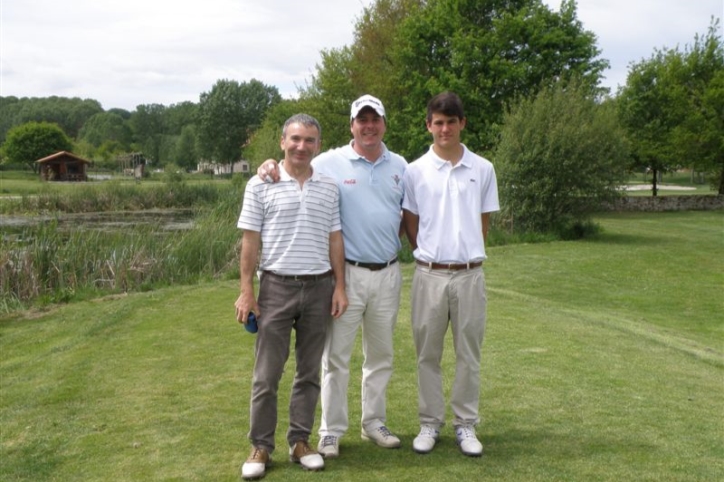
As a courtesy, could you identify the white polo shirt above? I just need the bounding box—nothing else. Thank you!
[238,167,341,275]
[402,144,499,263]
[313,142,406,263]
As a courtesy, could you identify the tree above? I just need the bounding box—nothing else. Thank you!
[295,1,423,153]
[366,0,609,160]
[78,112,133,148]
[298,47,358,150]
[165,101,198,135]
[95,140,126,169]
[2,121,74,172]
[669,20,724,194]
[0,96,102,142]
[618,19,724,195]
[197,79,281,170]
[174,125,199,172]
[617,51,684,196]
[495,81,628,235]
[130,104,166,165]
[347,0,422,107]
[243,100,302,167]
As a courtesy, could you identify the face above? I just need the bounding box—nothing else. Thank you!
[350,108,386,150]
[426,113,466,150]
[280,122,321,168]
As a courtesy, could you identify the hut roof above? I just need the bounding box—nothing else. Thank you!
[36,151,91,164]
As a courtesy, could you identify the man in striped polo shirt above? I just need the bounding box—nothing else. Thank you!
[257,95,407,458]
[235,113,348,480]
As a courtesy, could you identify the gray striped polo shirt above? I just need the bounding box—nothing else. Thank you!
[238,167,341,275]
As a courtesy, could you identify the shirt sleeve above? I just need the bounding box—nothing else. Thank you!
[401,166,418,214]
[237,177,264,231]
[480,164,500,214]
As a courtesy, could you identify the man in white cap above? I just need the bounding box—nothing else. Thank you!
[258,95,407,458]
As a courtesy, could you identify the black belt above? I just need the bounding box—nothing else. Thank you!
[345,258,398,271]
[263,270,333,282]
[415,259,482,271]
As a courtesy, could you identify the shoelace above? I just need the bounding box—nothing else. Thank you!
[376,426,394,438]
[456,426,476,440]
[420,425,438,438]
[250,448,266,461]
[295,441,314,456]
[320,435,337,448]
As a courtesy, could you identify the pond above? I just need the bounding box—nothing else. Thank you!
[0,209,195,242]
[1,209,195,231]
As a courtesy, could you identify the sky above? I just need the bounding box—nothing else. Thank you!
[1,0,722,111]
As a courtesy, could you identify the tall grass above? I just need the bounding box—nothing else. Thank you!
[0,179,227,214]
[0,185,244,312]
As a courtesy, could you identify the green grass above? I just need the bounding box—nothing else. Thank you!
[1,211,722,481]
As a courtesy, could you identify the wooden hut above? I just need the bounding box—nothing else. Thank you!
[36,151,90,181]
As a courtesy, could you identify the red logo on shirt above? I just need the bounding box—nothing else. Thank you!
[344,179,357,185]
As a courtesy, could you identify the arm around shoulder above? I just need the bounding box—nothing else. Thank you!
[402,209,420,252]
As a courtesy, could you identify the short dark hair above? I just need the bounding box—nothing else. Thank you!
[426,92,465,123]
[282,113,322,139]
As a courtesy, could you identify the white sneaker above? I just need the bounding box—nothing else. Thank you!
[412,425,439,454]
[317,435,339,458]
[289,440,325,471]
[361,426,401,448]
[455,425,483,457]
[241,447,271,480]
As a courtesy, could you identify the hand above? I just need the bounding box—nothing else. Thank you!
[235,293,259,325]
[257,159,281,183]
[330,287,348,319]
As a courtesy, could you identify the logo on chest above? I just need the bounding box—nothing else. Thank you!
[344,179,357,185]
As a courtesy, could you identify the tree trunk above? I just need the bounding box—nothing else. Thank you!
[651,168,658,197]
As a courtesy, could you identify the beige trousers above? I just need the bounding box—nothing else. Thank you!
[411,265,487,428]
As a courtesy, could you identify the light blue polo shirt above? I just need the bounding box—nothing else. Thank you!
[313,141,407,263]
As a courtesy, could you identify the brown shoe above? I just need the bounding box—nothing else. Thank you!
[289,440,324,471]
[241,447,271,480]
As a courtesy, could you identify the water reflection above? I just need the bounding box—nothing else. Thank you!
[0,209,195,233]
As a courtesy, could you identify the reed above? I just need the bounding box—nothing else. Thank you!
[0,179,228,214]
[0,184,244,312]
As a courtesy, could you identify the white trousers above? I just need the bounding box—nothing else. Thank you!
[319,262,402,437]
[411,265,487,428]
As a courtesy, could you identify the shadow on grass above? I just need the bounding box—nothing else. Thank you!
[483,428,655,458]
[583,231,666,246]
[255,429,659,481]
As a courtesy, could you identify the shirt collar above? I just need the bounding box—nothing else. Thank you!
[427,144,471,170]
[342,140,390,164]
[278,163,320,182]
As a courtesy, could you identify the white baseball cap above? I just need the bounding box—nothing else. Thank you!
[350,95,386,119]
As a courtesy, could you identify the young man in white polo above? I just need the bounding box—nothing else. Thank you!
[402,91,499,458]
[235,113,348,480]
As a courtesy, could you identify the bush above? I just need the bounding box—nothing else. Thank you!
[494,81,629,236]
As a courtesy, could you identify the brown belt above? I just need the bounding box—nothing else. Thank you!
[345,258,398,271]
[415,259,482,271]
[263,270,333,282]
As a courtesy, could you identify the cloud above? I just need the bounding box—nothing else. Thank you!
[1,0,368,109]
[2,0,722,109]
[542,0,722,89]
